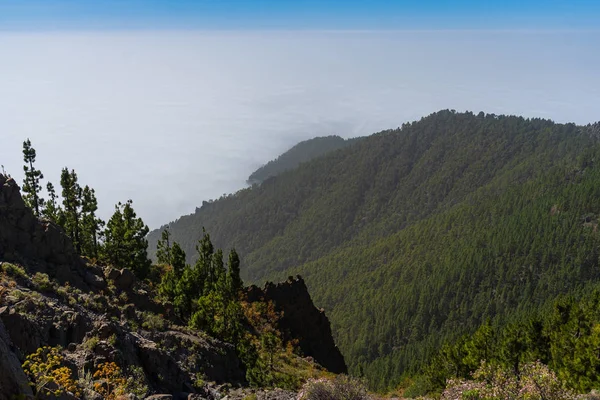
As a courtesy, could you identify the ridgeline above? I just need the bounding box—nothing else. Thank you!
[148,110,600,392]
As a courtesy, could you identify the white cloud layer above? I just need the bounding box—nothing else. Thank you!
[1,30,599,229]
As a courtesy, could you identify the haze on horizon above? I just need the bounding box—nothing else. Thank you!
[1,1,599,229]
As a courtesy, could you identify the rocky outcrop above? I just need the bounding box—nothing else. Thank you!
[247,276,347,374]
[0,175,246,397]
[0,317,33,399]
[0,175,340,398]
[0,174,88,289]
[0,282,245,397]
[1,296,93,356]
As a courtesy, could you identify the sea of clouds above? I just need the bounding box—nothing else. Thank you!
[1,30,599,228]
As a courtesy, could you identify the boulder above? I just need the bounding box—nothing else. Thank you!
[105,267,121,281]
[85,270,108,289]
[115,268,135,290]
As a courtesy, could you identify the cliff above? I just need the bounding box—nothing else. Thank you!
[0,174,87,288]
[247,276,347,374]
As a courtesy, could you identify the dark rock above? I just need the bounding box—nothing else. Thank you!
[0,174,88,290]
[137,341,190,392]
[1,303,92,356]
[123,303,137,319]
[97,323,114,339]
[86,264,104,277]
[0,319,34,399]
[85,270,107,289]
[247,275,347,374]
[145,395,173,400]
[1,309,43,355]
[105,267,121,280]
[115,268,135,290]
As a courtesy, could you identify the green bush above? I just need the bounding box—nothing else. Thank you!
[141,312,168,331]
[32,273,53,291]
[1,263,27,279]
[403,375,435,398]
[124,365,149,398]
[83,336,99,352]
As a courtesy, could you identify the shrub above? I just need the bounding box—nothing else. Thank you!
[403,375,436,398]
[77,368,95,393]
[32,272,53,291]
[93,362,127,400]
[22,346,81,397]
[440,361,576,400]
[118,291,129,304]
[193,372,206,389]
[83,336,99,351]
[124,365,149,398]
[108,334,118,347]
[1,262,27,279]
[141,311,168,331]
[298,375,370,400]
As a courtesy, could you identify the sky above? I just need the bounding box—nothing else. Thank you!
[0,2,599,229]
[2,0,600,30]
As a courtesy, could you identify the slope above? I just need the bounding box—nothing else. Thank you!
[148,111,600,388]
[0,173,342,398]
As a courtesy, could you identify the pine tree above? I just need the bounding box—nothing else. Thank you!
[81,185,103,259]
[156,229,172,266]
[22,139,44,216]
[60,168,82,252]
[209,248,226,293]
[43,182,61,222]
[103,200,151,279]
[174,265,199,319]
[158,241,187,304]
[227,248,243,297]
[171,242,186,278]
[194,229,214,292]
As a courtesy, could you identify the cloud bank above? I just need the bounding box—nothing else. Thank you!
[1,31,599,228]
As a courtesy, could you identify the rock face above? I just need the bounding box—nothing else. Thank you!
[0,318,33,399]
[247,276,347,374]
[0,174,88,289]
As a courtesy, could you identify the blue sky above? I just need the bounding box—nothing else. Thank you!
[1,0,600,30]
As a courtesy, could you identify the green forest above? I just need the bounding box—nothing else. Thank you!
[148,110,600,393]
[246,135,361,185]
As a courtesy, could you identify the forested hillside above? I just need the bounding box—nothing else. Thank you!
[246,135,361,185]
[148,110,600,391]
[0,142,346,398]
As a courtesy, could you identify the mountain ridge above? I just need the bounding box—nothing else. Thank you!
[148,110,600,389]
